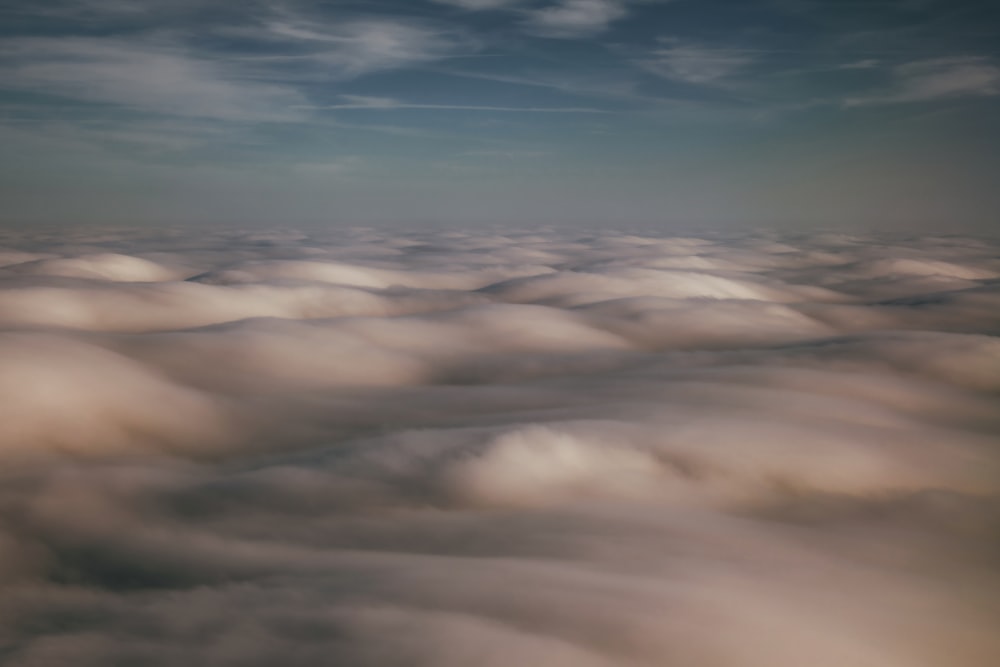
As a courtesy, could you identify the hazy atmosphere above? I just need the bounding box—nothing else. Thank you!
[2,0,1000,229]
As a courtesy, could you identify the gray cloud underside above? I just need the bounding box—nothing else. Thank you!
[0,227,999,666]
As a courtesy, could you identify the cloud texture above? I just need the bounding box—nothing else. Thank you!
[0,226,998,665]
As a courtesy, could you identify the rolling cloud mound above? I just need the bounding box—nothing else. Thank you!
[0,226,998,666]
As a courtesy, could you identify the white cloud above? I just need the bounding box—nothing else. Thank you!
[639,39,755,84]
[838,58,881,70]
[303,94,607,113]
[525,0,629,38]
[431,0,524,9]
[264,18,479,78]
[4,0,200,20]
[329,94,402,109]
[436,67,643,102]
[845,56,1000,106]
[0,19,481,125]
[0,38,305,122]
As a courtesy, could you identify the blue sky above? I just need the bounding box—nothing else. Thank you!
[1,0,999,230]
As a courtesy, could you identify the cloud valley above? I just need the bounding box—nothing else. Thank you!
[0,226,998,666]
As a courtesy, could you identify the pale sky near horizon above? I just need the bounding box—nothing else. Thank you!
[1,0,998,231]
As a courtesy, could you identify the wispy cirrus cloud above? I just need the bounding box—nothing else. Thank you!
[436,67,642,102]
[8,117,235,153]
[838,59,881,70]
[0,0,200,20]
[430,0,524,9]
[845,56,1000,106]
[259,17,481,78]
[0,14,485,126]
[303,94,607,113]
[0,37,305,122]
[525,0,629,38]
[638,38,756,85]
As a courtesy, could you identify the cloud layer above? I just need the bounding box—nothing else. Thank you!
[0,226,998,665]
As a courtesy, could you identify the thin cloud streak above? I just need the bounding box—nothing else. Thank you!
[525,0,630,38]
[433,67,645,103]
[431,0,524,9]
[0,37,306,122]
[845,56,1000,106]
[302,95,608,113]
[638,39,756,85]
[257,17,482,78]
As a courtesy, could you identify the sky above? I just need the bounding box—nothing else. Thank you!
[1,0,999,230]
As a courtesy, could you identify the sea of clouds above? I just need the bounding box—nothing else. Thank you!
[0,225,998,666]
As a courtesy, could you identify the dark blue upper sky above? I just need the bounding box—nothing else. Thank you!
[2,0,998,230]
